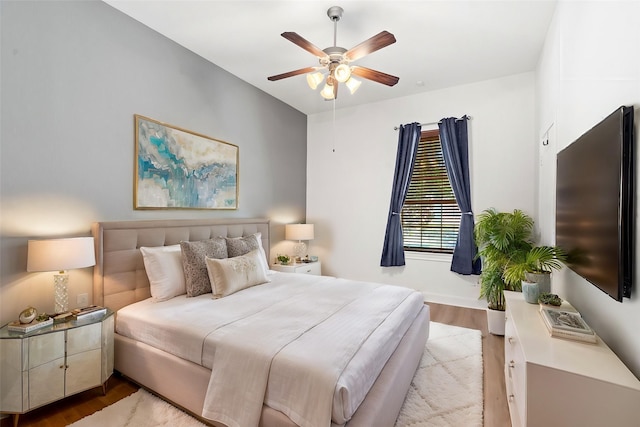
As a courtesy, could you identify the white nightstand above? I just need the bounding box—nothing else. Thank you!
[271,261,321,276]
[0,310,114,427]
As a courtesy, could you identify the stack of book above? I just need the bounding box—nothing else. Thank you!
[53,312,74,323]
[539,306,597,343]
[7,317,53,333]
[72,305,107,320]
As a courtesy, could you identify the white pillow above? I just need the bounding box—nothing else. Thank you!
[206,249,270,299]
[140,245,186,301]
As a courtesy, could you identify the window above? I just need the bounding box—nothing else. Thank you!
[401,129,460,253]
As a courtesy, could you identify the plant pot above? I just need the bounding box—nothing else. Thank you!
[521,280,540,304]
[486,307,505,336]
[524,271,551,294]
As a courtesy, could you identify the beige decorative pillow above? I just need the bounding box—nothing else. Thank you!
[180,238,228,297]
[140,245,186,302]
[206,249,270,298]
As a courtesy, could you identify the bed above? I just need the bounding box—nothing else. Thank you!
[92,218,430,427]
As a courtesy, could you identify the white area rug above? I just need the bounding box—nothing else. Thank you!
[69,322,482,427]
[395,322,483,427]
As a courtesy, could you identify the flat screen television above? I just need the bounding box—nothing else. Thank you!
[555,106,635,302]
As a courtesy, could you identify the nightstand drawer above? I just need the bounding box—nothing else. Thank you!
[68,323,101,355]
[505,305,526,427]
[292,263,321,275]
[271,261,321,275]
[28,333,64,369]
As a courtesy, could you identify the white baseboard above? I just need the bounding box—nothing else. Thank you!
[422,292,487,310]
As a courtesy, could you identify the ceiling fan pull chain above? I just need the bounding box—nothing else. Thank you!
[332,97,336,153]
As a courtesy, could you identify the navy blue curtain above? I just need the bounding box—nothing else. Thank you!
[380,122,421,267]
[438,117,481,275]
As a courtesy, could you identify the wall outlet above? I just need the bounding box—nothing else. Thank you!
[77,293,89,307]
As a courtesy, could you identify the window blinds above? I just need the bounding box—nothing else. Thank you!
[401,130,461,253]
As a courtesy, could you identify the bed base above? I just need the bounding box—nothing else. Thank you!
[114,305,430,427]
[93,218,431,427]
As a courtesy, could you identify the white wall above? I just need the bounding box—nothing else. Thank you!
[307,72,537,308]
[536,0,640,377]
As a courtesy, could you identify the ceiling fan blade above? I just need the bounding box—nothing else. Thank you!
[268,67,316,81]
[344,31,396,61]
[351,66,399,86]
[281,32,327,58]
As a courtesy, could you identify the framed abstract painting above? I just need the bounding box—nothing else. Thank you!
[134,115,238,209]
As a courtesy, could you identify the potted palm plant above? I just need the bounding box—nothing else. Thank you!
[475,208,534,335]
[503,245,566,303]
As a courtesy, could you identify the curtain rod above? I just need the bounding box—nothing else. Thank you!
[393,115,472,130]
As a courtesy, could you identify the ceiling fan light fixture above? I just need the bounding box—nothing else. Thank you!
[334,64,351,83]
[306,72,324,90]
[345,77,362,95]
[320,82,335,100]
[267,6,399,101]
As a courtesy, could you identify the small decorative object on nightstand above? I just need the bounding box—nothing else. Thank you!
[18,307,37,324]
[0,309,114,427]
[276,254,291,265]
[8,311,53,334]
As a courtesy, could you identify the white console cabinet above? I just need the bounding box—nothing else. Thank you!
[0,311,114,426]
[504,291,640,427]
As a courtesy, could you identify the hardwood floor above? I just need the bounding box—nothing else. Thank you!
[2,303,510,427]
[0,375,138,427]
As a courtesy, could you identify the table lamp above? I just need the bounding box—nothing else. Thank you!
[285,224,314,262]
[27,237,96,313]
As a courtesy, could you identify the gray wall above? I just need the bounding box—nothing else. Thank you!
[0,0,307,322]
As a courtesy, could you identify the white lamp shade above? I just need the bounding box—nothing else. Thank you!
[320,83,335,100]
[334,64,351,83]
[306,72,324,90]
[345,77,362,94]
[27,237,96,272]
[285,224,314,241]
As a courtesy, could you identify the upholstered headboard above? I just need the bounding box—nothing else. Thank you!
[92,218,270,312]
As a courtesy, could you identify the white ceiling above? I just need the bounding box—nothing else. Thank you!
[104,0,557,115]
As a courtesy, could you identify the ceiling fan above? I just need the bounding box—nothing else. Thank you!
[267,6,399,100]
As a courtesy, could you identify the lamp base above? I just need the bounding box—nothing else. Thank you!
[54,272,69,314]
[292,241,308,262]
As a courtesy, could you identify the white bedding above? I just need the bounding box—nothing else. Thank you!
[116,271,424,427]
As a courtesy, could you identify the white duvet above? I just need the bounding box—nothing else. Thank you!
[116,272,424,427]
